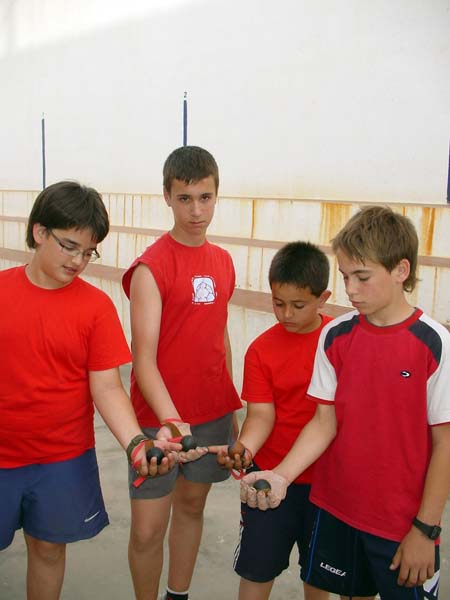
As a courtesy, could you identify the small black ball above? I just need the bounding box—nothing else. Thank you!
[181,435,197,451]
[146,447,165,465]
[253,479,271,494]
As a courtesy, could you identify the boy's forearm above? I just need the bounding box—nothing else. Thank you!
[415,423,450,526]
[232,411,240,440]
[133,359,180,422]
[129,263,179,423]
[93,384,143,450]
[274,404,336,484]
[238,409,275,457]
[390,424,450,587]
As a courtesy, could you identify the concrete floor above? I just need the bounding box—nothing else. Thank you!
[1,368,449,599]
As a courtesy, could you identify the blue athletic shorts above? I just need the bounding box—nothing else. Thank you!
[129,413,233,500]
[302,508,440,599]
[0,449,109,550]
[233,464,315,583]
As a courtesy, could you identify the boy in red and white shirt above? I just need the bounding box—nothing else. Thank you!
[242,206,450,600]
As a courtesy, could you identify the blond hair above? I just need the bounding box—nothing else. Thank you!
[331,206,418,292]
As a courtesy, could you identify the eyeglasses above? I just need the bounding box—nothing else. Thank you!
[48,230,100,262]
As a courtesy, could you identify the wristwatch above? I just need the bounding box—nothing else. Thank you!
[412,517,442,540]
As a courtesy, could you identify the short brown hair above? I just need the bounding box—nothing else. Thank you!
[331,205,418,292]
[26,181,109,249]
[163,146,219,193]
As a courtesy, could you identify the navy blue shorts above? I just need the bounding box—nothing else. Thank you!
[302,508,440,599]
[0,449,109,550]
[233,465,315,583]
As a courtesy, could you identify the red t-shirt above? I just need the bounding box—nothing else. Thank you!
[308,309,450,541]
[0,266,132,468]
[122,234,241,426]
[241,316,332,484]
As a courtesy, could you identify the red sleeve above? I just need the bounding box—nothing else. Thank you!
[306,394,334,405]
[241,344,274,403]
[87,299,131,371]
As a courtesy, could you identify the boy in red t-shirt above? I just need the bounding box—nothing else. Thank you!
[241,206,450,600]
[219,241,332,600]
[122,146,241,600]
[0,181,177,600]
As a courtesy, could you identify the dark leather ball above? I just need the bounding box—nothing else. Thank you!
[146,447,165,465]
[253,479,271,494]
[181,435,197,451]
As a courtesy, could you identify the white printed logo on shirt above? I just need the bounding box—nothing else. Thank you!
[192,276,216,304]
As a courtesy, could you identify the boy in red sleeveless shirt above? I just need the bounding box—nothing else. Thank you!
[0,181,176,600]
[218,241,332,600]
[241,206,450,600]
[122,146,241,600]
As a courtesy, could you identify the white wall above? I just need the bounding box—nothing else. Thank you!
[1,0,449,203]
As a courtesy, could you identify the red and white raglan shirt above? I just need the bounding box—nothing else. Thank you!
[241,316,332,485]
[122,233,241,427]
[307,308,450,542]
[0,266,132,468]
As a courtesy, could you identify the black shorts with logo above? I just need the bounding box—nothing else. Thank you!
[233,465,316,583]
[302,508,440,599]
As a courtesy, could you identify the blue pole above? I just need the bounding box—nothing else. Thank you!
[41,113,46,189]
[183,92,187,146]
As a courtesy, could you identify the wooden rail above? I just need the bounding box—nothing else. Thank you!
[1,246,448,331]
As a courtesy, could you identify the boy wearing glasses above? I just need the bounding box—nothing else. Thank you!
[0,181,178,600]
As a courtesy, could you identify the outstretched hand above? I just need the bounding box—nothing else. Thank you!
[156,420,207,462]
[209,444,253,471]
[177,446,209,463]
[157,420,192,441]
[132,439,179,480]
[240,470,288,510]
[153,438,183,453]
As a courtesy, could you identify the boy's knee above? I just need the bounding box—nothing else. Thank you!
[174,479,211,516]
[27,538,65,564]
[129,525,166,552]
[175,492,208,517]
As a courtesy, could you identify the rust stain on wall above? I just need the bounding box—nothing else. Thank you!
[320,203,352,245]
[420,207,435,256]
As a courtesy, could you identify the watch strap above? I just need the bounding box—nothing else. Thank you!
[412,517,441,540]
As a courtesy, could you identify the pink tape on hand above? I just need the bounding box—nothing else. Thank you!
[228,445,253,480]
[131,440,147,488]
[130,440,146,464]
[133,474,145,487]
[160,420,183,442]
